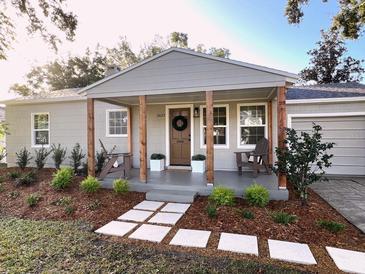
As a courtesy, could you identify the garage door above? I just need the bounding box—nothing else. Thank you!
[291,115,365,175]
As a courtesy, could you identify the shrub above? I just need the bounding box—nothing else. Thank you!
[113,179,129,194]
[15,171,36,186]
[52,196,72,207]
[244,183,270,207]
[0,175,4,183]
[8,191,19,199]
[271,211,297,225]
[26,194,41,207]
[69,143,85,173]
[317,220,345,233]
[16,147,32,170]
[242,210,255,220]
[65,205,75,215]
[0,182,4,192]
[51,167,74,190]
[206,203,217,218]
[51,144,67,169]
[34,147,51,170]
[80,176,101,193]
[150,153,165,160]
[0,147,6,162]
[88,200,101,211]
[96,151,106,173]
[192,154,206,161]
[209,186,235,206]
[8,171,20,180]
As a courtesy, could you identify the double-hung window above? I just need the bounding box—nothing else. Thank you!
[106,109,128,137]
[32,113,50,147]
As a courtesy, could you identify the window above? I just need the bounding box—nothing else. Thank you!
[32,113,50,147]
[237,103,267,148]
[200,105,229,148]
[106,109,128,137]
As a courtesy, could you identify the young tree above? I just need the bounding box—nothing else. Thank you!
[285,0,365,39]
[274,124,334,206]
[300,30,364,84]
[0,0,77,60]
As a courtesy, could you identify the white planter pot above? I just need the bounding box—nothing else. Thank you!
[191,160,206,173]
[150,159,165,171]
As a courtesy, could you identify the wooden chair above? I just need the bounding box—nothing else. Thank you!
[234,138,271,177]
[98,139,132,180]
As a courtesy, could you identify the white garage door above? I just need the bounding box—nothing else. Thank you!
[291,115,365,176]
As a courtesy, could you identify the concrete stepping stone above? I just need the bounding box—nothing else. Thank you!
[218,233,258,256]
[129,224,171,243]
[95,221,138,237]
[170,229,211,248]
[161,203,191,213]
[268,239,316,265]
[133,200,164,211]
[148,212,183,225]
[326,246,365,274]
[117,209,154,222]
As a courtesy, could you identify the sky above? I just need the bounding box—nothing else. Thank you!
[0,0,364,100]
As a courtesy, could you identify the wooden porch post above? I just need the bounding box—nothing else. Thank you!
[206,90,214,184]
[268,100,273,166]
[139,96,147,183]
[277,87,287,189]
[87,98,95,177]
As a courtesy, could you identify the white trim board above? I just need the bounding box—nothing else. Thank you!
[105,108,129,138]
[31,112,50,148]
[287,97,365,104]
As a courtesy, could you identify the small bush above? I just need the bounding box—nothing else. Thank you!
[96,151,106,173]
[113,179,129,194]
[16,147,33,170]
[192,154,206,161]
[51,167,74,190]
[34,147,51,170]
[80,176,101,193]
[150,153,165,160]
[51,144,67,169]
[8,171,20,180]
[69,143,85,173]
[0,175,4,183]
[26,194,41,207]
[317,220,345,233]
[242,210,255,220]
[206,203,217,218]
[52,196,72,207]
[65,205,75,215]
[209,186,235,206]
[8,191,19,199]
[271,211,297,225]
[15,171,36,186]
[244,183,270,207]
[88,200,101,211]
[0,182,4,192]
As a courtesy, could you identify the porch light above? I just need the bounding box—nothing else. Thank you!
[194,107,200,117]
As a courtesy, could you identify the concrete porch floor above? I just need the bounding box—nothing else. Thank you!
[101,169,288,200]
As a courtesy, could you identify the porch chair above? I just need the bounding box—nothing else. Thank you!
[98,139,132,180]
[234,138,271,177]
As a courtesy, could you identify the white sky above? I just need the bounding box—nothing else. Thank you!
[0,0,304,101]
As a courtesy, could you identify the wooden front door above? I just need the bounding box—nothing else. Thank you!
[170,108,191,165]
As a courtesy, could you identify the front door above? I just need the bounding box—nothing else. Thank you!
[170,108,191,165]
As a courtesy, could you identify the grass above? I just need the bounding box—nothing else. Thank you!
[271,211,297,225]
[0,217,306,274]
[317,219,346,233]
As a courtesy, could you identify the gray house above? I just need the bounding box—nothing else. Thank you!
[2,48,364,200]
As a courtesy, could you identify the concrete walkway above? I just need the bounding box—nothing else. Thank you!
[311,177,365,233]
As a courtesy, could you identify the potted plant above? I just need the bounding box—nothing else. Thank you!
[150,153,165,171]
[191,154,206,173]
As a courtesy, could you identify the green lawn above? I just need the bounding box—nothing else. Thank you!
[0,217,308,273]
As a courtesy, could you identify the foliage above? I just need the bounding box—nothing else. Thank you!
[8,171,20,180]
[317,219,346,233]
[64,205,75,215]
[15,171,36,186]
[34,147,51,170]
[69,143,85,174]
[0,0,77,60]
[0,147,6,163]
[0,122,8,162]
[274,124,334,206]
[300,30,364,84]
[285,0,365,39]
[8,191,19,199]
[242,210,255,220]
[209,186,235,206]
[51,144,67,169]
[271,211,297,225]
[16,147,33,170]
[113,179,129,194]
[150,153,165,160]
[51,167,74,190]
[26,193,41,207]
[87,200,101,211]
[80,176,101,193]
[206,203,217,218]
[192,154,206,161]
[96,151,106,173]
[244,183,270,208]
[51,196,74,215]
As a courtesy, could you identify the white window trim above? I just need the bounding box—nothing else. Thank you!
[200,104,230,149]
[105,108,128,138]
[31,112,50,148]
[237,102,268,150]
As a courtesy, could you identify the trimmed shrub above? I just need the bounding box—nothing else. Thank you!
[242,210,255,220]
[244,183,270,207]
[69,143,85,173]
[317,220,345,233]
[34,147,51,170]
[192,154,206,161]
[209,186,235,206]
[271,211,297,225]
[51,144,67,169]
[51,167,74,190]
[150,153,165,160]
[15,171,36,186]
[113,179,129,194]
[16,147,32,170]
[80,176,101,193]
[206,203,217,218]
[26,194,41,207]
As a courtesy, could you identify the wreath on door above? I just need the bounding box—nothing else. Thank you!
[172,115,188,131]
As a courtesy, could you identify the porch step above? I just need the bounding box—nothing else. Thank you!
[146,190,197,203]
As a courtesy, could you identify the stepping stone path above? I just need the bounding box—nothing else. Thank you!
[129,224,171,243]
[118,209,154,222]
[161,203,191,213]
[95,221,138,237]
[218,233,258,256]
[133,200,164,211]
[148,212,183,225]
[326,246,365,274]
[170,229,211,248]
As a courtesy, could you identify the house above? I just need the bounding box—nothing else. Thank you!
[3,48,363,200]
